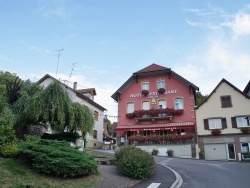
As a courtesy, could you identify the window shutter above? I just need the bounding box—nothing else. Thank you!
[204,119,209,130]
[222,118,227,129]
[231,117,237,128]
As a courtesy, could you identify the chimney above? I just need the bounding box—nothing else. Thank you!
[73,82,77,90]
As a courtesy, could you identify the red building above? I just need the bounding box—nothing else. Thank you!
[111,64,199,146]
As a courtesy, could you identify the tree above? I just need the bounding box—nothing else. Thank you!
[14,80,94,136]
[196,92,207,106]
[6,76,22,106]
[104,117,112,134]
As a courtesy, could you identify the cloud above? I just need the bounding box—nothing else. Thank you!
[185,19,202,27]
[222,12,250,37]
[19,39,51,54]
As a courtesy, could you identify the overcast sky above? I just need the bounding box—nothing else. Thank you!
[1,0,250,122]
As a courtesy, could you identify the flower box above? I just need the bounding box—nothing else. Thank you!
[211,129,221,136]
[157,88,166,94]
[241,127,250,134]
[141,90,149,96]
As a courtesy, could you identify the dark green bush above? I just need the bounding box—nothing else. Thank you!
[151,149,159,155]
[115,146,155,179]
[41,132,81,142]
[18,139,97,177]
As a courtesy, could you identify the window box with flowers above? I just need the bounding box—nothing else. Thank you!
[241,127,250,134]
[157,88,166,94]
[141,90,149,96]
[211,129,221,136]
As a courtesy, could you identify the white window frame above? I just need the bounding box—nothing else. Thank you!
[142,81,149,90]
[208,118,222,129]
[158,99,166,109]
[127,102,134,113]
[174,97,183,110]
[236,116,250,128]
[157,80,165,89]
[142,101,150,110]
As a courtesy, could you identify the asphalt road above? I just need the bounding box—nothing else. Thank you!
[137,157,250,188]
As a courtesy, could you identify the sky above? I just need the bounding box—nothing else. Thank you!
[1,0,250,123]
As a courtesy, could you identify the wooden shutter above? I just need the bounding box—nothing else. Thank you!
[222,118,227,129]
[231,117,237,128]
[94,111,98,121]
[204,119,209,130]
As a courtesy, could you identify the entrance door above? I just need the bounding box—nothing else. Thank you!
[227,143,236,160]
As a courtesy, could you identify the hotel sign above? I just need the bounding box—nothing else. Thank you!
[130,89,177,98]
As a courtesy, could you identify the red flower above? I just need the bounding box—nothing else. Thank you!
[157,88,166,94]
[141,90,149,96]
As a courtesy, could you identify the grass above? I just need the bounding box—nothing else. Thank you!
[0,156,101,188]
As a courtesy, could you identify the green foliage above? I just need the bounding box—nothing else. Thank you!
[6,76,23,105]
[23,134,41,142]
[18,139,98,177]
[0,142,17,157]
[115,146,155,179]
[0,71,17,111]
[41,132,80,142]
[151,149,159,155]
[196,91,207,106]
[104,118,112,133]
[0,107,16,145]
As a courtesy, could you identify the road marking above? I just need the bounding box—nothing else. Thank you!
[147,183,161,188]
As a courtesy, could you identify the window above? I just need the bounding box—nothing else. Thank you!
[176,129,185,135]
[127,102,134,113]
[232,116,250,128]
[157,80,165,89]
[94,111,98,121]
[160,130,167,135]
[93,130,97,139]
[158,99,166,109]
[142,81,149,90]
[142,101,150,110]
[174,98,183,110]
[204,118,227,130]
[221,95,232,108]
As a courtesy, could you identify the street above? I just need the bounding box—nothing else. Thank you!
[137,157,250,188]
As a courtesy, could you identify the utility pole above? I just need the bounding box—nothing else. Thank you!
[55,48,63,78]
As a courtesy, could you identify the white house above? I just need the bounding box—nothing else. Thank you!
[196,79,250,161]
[38,74,106,148]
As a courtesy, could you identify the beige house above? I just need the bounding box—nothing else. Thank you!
[196,79,250,161]
[38,74,106,148]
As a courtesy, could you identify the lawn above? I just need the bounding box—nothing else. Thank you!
[0,156,102,188]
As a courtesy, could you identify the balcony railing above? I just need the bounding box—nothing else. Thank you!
[128,134,195,145]
[126,108,184,119]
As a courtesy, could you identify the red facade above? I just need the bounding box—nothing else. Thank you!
[111,64,199,145]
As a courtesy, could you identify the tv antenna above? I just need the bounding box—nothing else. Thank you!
[55,48,63,78]
[69,62,77,81]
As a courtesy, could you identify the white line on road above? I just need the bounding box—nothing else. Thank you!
[158,160,183,188]
[147,183,161,188]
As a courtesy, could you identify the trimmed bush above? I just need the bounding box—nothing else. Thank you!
[115,146,155,179]
[41,132,81,142]
[0,142,17,157]
[18,139,97,177]
[151,149,159,155]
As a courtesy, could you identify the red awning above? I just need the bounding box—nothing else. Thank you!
[115,121,194,131]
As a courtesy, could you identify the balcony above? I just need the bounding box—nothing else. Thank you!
[126,108,184,120]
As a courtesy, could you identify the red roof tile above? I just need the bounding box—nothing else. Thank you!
[134,63,169,74]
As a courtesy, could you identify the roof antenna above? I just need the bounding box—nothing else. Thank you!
[69,62,77,81]
[55,48,64,78]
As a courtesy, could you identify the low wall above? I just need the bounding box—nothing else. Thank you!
[137,144,199,159]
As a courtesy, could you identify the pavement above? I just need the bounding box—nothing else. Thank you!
[88,148,177,188]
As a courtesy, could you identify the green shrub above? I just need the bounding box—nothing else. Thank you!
[151,149,159,155]
[115,146,155,179]
[18,139,97,177]
[41,132,81,142]
[0,142,17,157]
[23,134,41,142]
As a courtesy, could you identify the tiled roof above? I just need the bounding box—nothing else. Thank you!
[134,63,169,74]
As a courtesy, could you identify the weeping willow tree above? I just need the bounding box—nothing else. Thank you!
[14,80,94,136]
